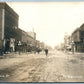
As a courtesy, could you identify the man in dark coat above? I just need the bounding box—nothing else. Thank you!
[45,49,48,56]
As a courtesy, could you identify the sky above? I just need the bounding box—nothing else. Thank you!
[7,1,84,48]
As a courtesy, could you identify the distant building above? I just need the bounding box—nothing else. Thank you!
[64,33,71,50]
[22,30,34,46]
[60,43,65,50]
[36,40,40,48]
[27,32,36,40]
[27,32,36,47]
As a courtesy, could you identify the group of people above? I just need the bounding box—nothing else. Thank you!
[36,48,48,56]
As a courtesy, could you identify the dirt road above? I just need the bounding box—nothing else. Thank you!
[0,50,84,82]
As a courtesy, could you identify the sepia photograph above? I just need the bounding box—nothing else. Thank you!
[0,0,84,82]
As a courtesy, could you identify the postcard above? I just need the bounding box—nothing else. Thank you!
[0,1,84,82]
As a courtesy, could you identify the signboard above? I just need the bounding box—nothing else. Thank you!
[18,41,21,46]
[10,38,15,47]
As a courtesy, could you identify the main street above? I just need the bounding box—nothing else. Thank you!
[0,50,84,82]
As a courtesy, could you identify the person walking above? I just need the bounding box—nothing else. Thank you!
[45,49,48,56]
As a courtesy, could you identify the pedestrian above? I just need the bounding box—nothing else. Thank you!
[45,49,48,56]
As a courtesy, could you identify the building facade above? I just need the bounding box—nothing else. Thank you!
[71,24,84,52]
[0,2,46,53]
[0,2,19,52]
[27,32,36,47]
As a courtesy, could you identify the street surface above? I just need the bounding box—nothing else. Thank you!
[0,50,84,82]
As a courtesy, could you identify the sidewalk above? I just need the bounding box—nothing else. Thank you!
[0,52,35,70]
[64,51,84,60]
[0,52,34,58]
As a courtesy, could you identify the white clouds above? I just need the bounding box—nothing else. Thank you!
[7,2,84,47]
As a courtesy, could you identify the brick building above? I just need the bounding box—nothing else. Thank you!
[0,2,20,52]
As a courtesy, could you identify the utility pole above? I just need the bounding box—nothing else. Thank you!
[71,41,75,54]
